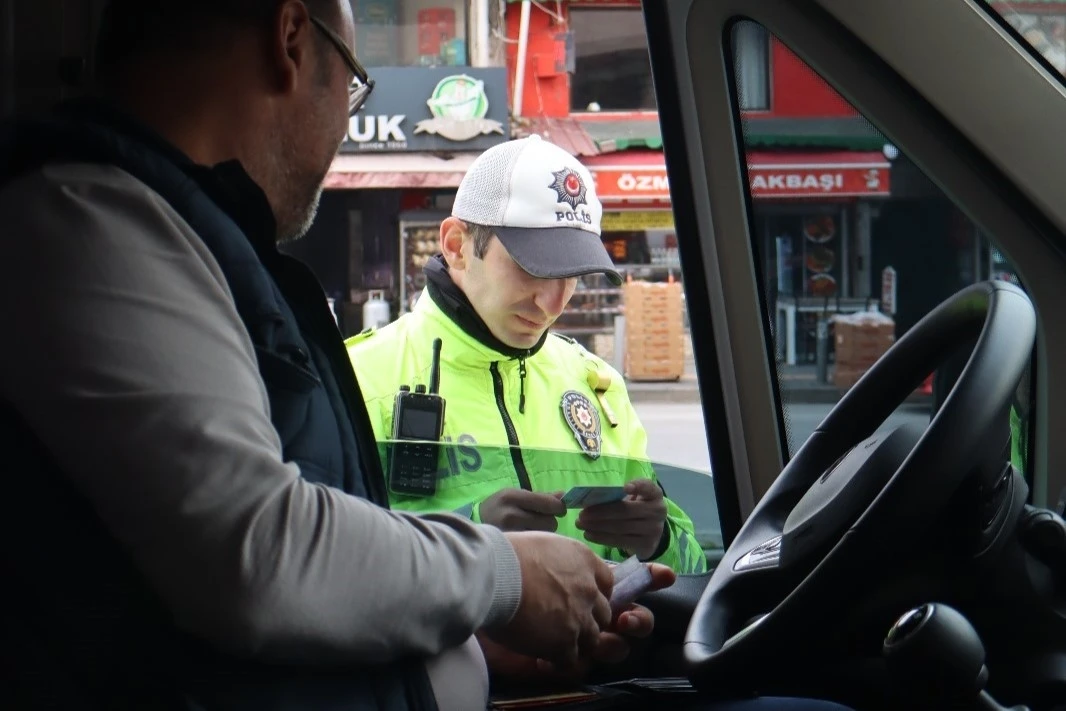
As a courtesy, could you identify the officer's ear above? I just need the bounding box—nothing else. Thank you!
[440,217,469,272]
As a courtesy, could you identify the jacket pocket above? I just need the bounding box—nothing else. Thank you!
[254,345,320,394]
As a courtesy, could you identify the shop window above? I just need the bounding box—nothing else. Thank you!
[570,8,769,111]
[571,8,656,111]
[351,0,468,68]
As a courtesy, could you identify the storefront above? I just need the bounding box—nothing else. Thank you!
[299,64,510,335]
[351,0,471,69]
[551,147,894,366]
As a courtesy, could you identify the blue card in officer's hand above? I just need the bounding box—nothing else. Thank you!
[561,485,627,509]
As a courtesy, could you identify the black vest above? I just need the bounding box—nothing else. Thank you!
[0,100,438,711]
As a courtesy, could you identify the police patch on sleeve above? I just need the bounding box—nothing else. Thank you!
[561,390,601,459]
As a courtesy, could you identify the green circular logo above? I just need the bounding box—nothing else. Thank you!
[426,75,489,122]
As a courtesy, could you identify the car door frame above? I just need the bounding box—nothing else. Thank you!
[643,0,1066,530]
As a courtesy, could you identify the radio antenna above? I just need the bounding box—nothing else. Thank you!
[428,338,443,395]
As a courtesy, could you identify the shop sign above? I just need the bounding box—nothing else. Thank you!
[601,210,675,230]
[592,164,891,200]
[340,67,509,153]
[592,169,672,200]
[749,166,890,198]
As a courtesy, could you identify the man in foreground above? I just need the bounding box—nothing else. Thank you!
[0,1,851,710]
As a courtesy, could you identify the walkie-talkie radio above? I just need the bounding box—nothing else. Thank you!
[387,338,446,497]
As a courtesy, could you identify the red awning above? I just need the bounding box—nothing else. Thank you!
[585,149,892,201]
[324,152,481,189]
[516,117,602,157]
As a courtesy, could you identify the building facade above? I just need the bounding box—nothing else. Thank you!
[286,1,512,334]
[301,0,1058,360]
[499,0,1045,367]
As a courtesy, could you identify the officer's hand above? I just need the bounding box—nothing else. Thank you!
[575,478,668,560]
[479,488,566,532]
[482,531,613,669]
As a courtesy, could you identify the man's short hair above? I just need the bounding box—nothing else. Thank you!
[94,0,338,80]
[463,222,494,259]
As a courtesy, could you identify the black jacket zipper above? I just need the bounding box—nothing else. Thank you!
[490,361,532,490]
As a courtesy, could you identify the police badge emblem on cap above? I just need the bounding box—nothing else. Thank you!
[550,168,588,210]
[561,390,601,459]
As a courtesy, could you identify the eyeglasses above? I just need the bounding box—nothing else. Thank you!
[309,15,375,116]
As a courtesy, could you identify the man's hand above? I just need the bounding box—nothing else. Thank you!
[479,488,566,532]
[483,531,613,668]
[575,479,668,560]
[480,563,677,683]
[594,562,675,664]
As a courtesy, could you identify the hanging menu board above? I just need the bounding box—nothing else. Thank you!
[802,214,838,298]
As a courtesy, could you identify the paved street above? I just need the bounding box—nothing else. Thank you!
[634,401,934,473]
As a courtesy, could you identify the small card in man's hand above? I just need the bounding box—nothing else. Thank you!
[609,555,654,616]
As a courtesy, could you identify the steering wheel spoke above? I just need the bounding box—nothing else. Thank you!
[733,534,783,572]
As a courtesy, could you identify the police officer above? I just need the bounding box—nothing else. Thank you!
[347,136,707,575]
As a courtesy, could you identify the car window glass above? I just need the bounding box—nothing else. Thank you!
[380,442,724,567]
[728,20,1035,480]
[983,1,1066,84]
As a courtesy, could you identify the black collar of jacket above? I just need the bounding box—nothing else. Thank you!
[423,254,548,360]
[58,97,280,260]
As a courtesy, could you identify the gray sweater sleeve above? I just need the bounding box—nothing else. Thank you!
[0,164,521,662]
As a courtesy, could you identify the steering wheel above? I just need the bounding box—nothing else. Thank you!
[684,281,1036,691]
